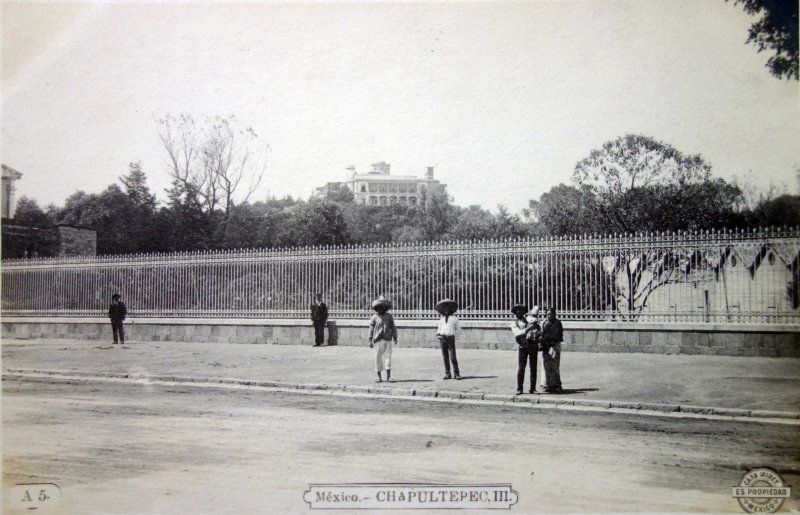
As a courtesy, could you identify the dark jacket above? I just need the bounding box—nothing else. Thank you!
[108,301,127,321]
[541,318,563,344]
[310,301,328,322]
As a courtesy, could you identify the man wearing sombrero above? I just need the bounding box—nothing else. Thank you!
[435,298,461,380]
[367,295,398,383]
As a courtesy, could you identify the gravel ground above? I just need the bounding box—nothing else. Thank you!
[4,376,799,514]
[3,338,800,411]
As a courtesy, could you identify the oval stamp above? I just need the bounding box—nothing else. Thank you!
[731,468,791,514]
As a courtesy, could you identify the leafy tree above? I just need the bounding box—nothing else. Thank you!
[120,162,156,210]
[273,199,350,247]
[412,192,458,241]
[571,134,741,233]
[118,162,161,252]
[13,197,54,227]
[728,0,798,80]
[215,202,270,249]
[446,205,497,241]
[158,179,219,251]
[447,205,531,240]
[670,178,744,229]
[325,186,354,203]
[57,185,141,254]
[528,184,602,236]
[344,204,415,244]
[746,193,800,227]
[493,205,534,239]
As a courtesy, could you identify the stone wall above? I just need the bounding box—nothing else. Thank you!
[2,318,798,357]
[56,225,97,256]
[1,223,96,258]
[1,222,60,258]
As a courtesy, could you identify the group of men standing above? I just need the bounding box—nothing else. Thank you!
[309,293,564,394]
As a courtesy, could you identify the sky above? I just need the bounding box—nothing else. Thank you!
[2,0,798,214]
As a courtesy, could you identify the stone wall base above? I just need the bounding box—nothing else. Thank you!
[2,318,799,357]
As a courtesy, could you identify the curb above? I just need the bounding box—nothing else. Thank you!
[4,368,799,422]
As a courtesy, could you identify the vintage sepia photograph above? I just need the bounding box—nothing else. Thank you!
[2,0,798,513]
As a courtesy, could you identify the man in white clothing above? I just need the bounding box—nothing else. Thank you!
[368,296,397,382]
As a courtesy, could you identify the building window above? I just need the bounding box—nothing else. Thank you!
[379,183,387,193]
[369,182,378,193]
[408,183,417,193]
[399,196,407,205]
[379,196,387,206]
[369,196,377,205]
[409,196,417,206]
[398,183,407,193]
[389,196,397,205]
[360,198,366,205]
[389,182,398,193]
[360,184,366,193]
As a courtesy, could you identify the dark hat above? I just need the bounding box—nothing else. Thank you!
[371,295,392,311]
[510,304,527,315]
[435,298,458,315]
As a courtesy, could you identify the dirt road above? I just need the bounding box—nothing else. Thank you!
[4,376,799,513]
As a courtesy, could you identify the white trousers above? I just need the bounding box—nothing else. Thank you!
[374,340,393,372]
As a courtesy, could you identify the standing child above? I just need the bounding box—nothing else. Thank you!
[435,298,461,380]
[368,296,397,383]
[108,293,127,345]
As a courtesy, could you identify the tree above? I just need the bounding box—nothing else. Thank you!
[571,134,741,233]
[729,0,798,80]
[528,184,604,236]
[446,205,497,241]
[325,186,354,203]
[342,203,416,244]
[216,202,269,249]
[273,199,350,247]
[119,162,160,252]
[160,179,218,251]
[746,193,800,227]
[58,185,141,254]
[158,114,267,218]
[411,192,458,241]
[14,197,54,227]
[120,162,156,211]
[447,205,531,241]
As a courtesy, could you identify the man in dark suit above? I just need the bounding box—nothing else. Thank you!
[310,293,328,347]
[108,293,127,345]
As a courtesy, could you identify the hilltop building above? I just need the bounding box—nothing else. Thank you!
[315,162,447,206]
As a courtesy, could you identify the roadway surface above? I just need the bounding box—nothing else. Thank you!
[4,374,799,514]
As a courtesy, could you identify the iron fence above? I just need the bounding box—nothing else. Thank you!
[2,228,798,323]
